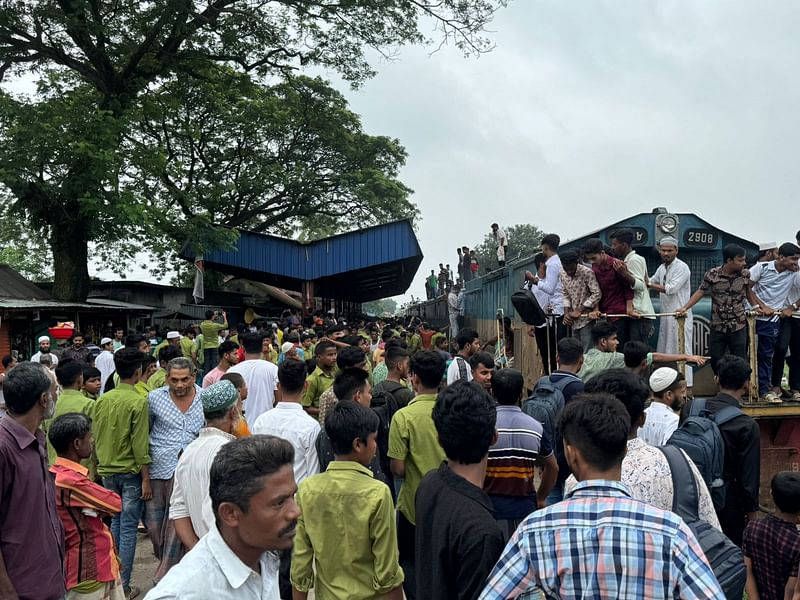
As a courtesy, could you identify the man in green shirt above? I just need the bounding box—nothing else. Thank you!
[578,321,706,383]
[292,400,404,600]
[302,341,337,417]
[46,360,96,471]
[200,310,228,376]
[93,348,152,596]
[388,349,447,599]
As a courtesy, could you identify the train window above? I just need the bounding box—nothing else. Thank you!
[685,255,717,291]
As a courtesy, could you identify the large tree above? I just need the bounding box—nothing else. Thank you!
[0,1,507,301]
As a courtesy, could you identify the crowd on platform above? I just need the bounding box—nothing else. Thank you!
[4,228,800,599]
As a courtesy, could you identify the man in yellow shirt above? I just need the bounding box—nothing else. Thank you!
[388,350,447,599]
[199,310,228,376]
[292,401,403,600]
[302,341,337,417]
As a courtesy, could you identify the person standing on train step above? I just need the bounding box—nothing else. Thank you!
[746,242,800,403]
[648,236,695,389]
[583,237,635,347]
[676,243,750,373]
[448,285,462,338]
[610,228,656,345]
[560,249,601,351]
[524,235,565,374]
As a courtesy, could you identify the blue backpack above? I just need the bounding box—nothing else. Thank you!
[666,398,743,511]
[522,375,576,445]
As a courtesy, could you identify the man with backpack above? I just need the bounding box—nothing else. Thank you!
[523,338,585,505]
[564,369,721,530]
[684,354,760,547]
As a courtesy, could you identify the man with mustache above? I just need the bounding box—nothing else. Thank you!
[0,362,65,600]
[145,436,300,600]
[31,334,59,366]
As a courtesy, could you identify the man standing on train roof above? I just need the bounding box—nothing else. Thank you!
[648,236,695,390]
[610,228,656,345]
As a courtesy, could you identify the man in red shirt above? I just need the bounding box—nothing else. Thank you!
[582,238,635,347]
[49,412,124,599]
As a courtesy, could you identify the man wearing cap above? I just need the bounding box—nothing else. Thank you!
[648,237,695,389]
[747,242,800,403]
[757,242,778,263]
[95,337,115,396]
[638,367,687,446]
[169,380,242,549]
[30,335,59,367]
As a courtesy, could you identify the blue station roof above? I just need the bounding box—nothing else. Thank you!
[181,220,423,303]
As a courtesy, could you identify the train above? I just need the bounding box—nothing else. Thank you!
[406,208,799,510]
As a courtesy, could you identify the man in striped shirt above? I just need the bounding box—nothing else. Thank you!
[480,393,724,600]
[484,369,557,541]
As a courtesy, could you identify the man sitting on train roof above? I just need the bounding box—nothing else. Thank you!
[577,321,706,383]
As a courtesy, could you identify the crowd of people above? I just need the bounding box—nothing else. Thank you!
[4,228,800,599]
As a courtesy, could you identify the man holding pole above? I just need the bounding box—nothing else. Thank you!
[649,236,694,390]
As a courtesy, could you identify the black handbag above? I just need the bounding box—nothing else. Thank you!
[511,286,546,327]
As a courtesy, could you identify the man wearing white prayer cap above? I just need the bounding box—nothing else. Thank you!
[648,236,695,389]
[30,335,59,366]
[757,242,778,263]
[638,367,687,446]
[95,337,115,395]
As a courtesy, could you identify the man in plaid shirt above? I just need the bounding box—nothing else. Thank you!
[479,393,724,600]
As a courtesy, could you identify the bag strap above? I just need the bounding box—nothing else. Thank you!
[714,405,744,426]
[456,356,469,381]
[658,445,700,522]
[688,397,707,417]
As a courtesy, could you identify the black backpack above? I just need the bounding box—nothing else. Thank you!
[511,286,547,326]
[370,389,400,485]
[666,398,743,511]
[659,445,746,599]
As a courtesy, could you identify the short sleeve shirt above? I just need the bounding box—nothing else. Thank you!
[699,267,750,332]
[387,394,445,524]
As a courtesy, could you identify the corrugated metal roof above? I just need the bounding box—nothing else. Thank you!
[0,264,51,300]
[85,298,157,311]
[181,220,423,302]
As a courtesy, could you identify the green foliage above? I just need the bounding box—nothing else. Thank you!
[0,1,508,300]
[362,298,398,316]
[472,223,544,271]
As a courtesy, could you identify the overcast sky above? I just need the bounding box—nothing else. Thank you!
[327,0,800,302]
[10,1,800,307]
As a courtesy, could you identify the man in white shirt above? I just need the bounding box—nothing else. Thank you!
[447,285,462,337]
[492,223,508,268]
[30,335,58,367]
[648,237,694,387]
[228,332,280,428]
[94,337,115,395]
[564,369,720,530]
[638,367,686,447]
[525,234,565,374]
[611,228,656,345]
[252,360,320,485]
[747,242,800,402]
[170,380,241,548]
[146,435,299,600]
[446,328,480,385]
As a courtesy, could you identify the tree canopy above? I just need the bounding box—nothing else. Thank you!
[0,1,508,300]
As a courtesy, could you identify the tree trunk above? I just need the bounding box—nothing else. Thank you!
[51,222,91,302]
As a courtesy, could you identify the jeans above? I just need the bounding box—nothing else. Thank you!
[102,473,143,589]
[756,320,780,395]
[449,313,459,337]
[771,318,800,389]
[709,328,748,373]
[546,483,564,506]
[203,348,219,376]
